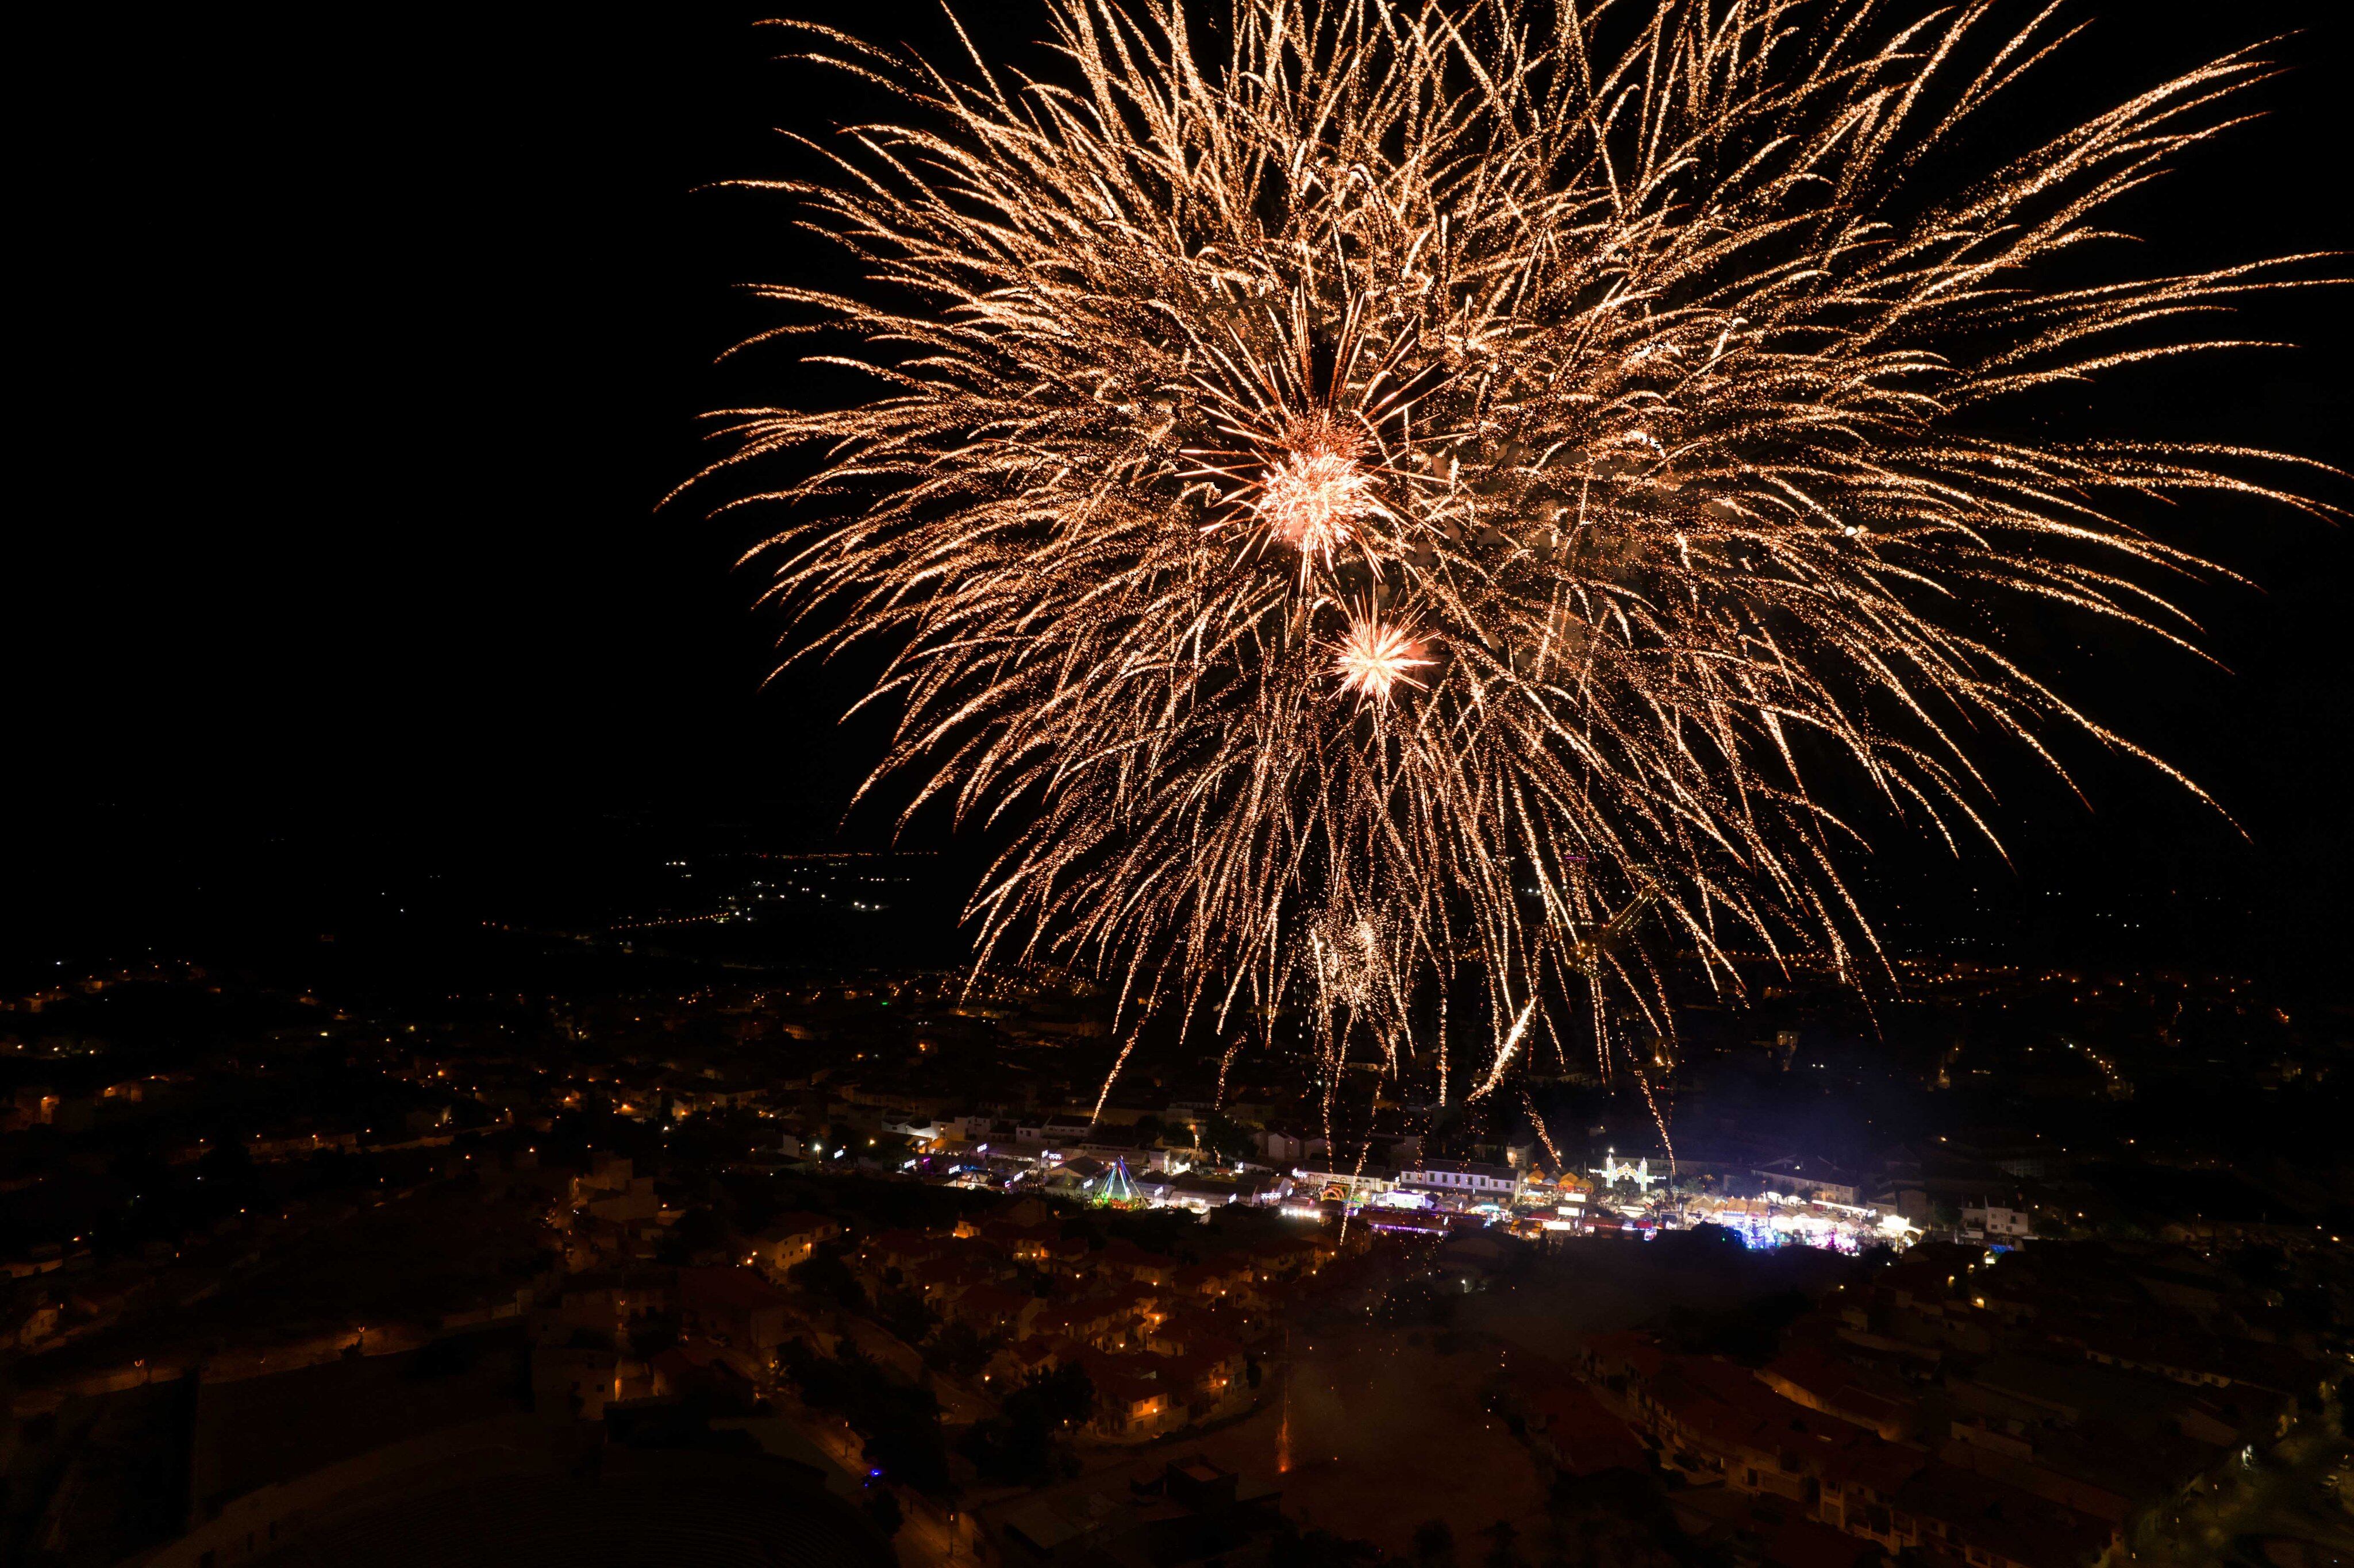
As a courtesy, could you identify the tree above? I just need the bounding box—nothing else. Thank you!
[863,1488,904,1538]
[875,1286,935,1346]
[787,1242,868,1311]
[1105,1206,1201,1255]
[958,1412,1053,1486]
[1666,1222,1745,1257]
[963,1361,1097,1485]
[1479,1519,1521,1568]
[1411,1519,1456,1567]
[784,1338,955,1495]
[1203,1114,1258,1164]
[780,1336,863,1411]
[1012,1362,1095,1430]
[657,1205,729,1264]
[721,1173,782,1236]
[925,1320,990,1379]
[1657,1289,1810,1366]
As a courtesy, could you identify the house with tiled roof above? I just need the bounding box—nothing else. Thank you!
[1243,1234,1332,1278]
[1563,1331,2120,1568]
[1143,1311,1243,1369]
[752,1210,841,1276]
[1021,1300,1096,1344]
[1890,1461,2117,1568]
[1170,1256,1259,1304]
[1575,1329,1667,1387]
[1524,1380,1649,1477]
[678,1266,792,1355]
[1616,1352,1881,1504]
[1156,1350,1246,1421]
[1076,1350,1182,1440]
[973,1218,1059,1262]
[1099,1239,1178,1285]
[910,1250,1007,1305]
[864,1227,949,1271]
[950,1282,1043,1340]
[1808,1436,1928,1552]
[1759,1345,1922,1441]
[1024,1292,1147,1350]
[982,1335,1067,1392]
[1097,1282,1166,1343]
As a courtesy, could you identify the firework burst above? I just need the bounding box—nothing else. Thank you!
[697,0,2337,1107]
[1236,414,1384,567]
[1333,614,1433,705]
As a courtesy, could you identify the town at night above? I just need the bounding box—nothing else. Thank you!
[9,2,2350,1566]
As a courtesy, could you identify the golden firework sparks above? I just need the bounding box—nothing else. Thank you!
[698,0,2340,1105]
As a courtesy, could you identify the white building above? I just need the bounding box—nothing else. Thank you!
[1397,1158,1520,1205]
[1963,1203,2033,1240]
[1259,1130,1306,1163]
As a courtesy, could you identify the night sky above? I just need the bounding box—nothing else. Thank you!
[15,1,2352,993]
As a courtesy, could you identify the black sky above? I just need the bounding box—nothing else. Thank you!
[14,1,2352,992]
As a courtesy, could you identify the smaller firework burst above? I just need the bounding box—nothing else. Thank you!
[1307,911,1386,1007]
[1333,615,1433,706]
[1248,414,1378,563]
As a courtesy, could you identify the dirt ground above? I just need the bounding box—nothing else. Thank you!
[1169,1237,1860,1558]
[1463,1236,1855,1357]
[1186,1324,1552,1558]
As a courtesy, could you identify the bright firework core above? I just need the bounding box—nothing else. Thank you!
[1252,416,1374,560]
[1334,618,1434,705]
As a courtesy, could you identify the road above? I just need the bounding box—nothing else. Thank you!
[759,1380,983,1568]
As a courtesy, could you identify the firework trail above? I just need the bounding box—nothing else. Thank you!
[1467,999,1537,1103]
[698,0,2336,1104]
[1520,1085,1566,1174]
